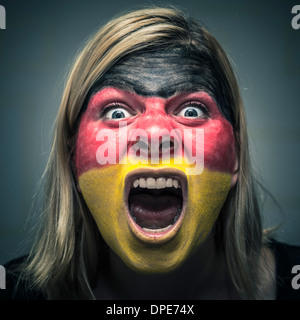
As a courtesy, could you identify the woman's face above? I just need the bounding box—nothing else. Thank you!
[75,48,237,273]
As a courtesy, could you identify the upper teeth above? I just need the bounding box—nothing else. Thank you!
[132,177,181,189]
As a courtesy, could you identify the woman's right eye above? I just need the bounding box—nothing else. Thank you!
[103,106,133,120]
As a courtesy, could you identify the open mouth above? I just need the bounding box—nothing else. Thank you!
[124,169,187,243]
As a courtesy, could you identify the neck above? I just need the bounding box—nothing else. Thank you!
[95,234,238,299]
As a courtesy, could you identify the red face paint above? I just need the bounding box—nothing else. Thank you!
[75,87,236,177]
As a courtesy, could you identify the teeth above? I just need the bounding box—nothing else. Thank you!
[156,177,166,189]
[166,178,173,188]
[133,179,139,188]
[173,179,179,188]
[139,178,146,188]
[146,177,156,189]
[132,177,181,189]
[142,224,173,233]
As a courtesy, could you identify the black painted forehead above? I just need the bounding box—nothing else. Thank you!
[90,46,232,123]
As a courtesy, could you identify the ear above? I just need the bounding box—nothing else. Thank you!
[230,156,239,188]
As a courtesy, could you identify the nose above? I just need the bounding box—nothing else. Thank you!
[137,133,176,156]
[130,110,182,163]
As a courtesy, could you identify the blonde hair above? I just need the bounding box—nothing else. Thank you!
[24,7,267,299]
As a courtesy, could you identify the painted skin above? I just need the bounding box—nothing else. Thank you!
[75,48,237,273]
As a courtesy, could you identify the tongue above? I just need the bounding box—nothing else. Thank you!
[129,193,182,229]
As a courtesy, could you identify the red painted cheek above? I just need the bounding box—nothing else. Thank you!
[180,119,235,174]
[75,117,97,177]
[75,114,118,177]
[202,119,236,173]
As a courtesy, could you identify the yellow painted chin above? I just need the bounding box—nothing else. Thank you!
[78,163,232,273]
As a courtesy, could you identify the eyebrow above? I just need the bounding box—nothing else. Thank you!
[92,77,217,101]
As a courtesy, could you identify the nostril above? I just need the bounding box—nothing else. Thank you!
[138,139,149,150]
[158,137,176,158]
[160,139,175,151]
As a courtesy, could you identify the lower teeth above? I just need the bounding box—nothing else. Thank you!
[142,224,173,233]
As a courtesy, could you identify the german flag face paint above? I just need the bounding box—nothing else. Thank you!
[75,48,237,273]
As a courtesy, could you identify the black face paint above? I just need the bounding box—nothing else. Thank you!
[88,46,233,124]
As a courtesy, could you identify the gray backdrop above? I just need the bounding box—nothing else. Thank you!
[0,0,299,264]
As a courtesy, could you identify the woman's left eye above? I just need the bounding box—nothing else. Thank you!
[104,107,133,120]
[176,105,206,119]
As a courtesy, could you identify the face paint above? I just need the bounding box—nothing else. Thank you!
[75,49,236,273]
[89,46,233,124]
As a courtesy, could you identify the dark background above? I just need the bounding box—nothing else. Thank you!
[0,0,299,264]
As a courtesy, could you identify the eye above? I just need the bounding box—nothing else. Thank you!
[103,105,133,120]
[176,104,206,119]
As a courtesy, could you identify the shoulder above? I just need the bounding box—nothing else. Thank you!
[0,255,46,300]
[269,239,300,300]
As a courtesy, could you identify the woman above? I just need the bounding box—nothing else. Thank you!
[2,7,300,300]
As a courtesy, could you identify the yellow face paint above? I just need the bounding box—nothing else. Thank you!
[78,163,231,273]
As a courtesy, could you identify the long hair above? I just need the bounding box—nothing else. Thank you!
[24,7,267,299]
